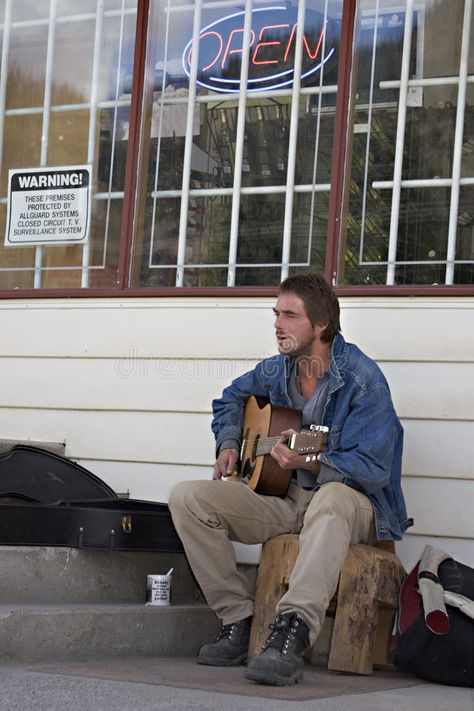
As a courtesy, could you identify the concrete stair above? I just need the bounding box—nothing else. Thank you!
[0,439,225,663]
[0,546,224,663]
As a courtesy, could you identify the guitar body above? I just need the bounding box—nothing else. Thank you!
[240,396,301,497]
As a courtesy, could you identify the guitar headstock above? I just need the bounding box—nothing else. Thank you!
[289,428,328,454]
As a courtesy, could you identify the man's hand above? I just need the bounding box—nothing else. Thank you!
[270,429,321,474]
[213,448,239,480]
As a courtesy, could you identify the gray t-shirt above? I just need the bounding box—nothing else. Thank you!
[287,360,342,489]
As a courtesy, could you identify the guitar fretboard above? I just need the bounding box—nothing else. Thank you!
[254,435,287,456]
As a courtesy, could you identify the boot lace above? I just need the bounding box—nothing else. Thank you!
[216,622,236,642]
[262,613,302,656]
[215,618,249,643]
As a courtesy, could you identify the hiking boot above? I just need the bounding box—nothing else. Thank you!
[197,616,252,666]
[244,612,310,685]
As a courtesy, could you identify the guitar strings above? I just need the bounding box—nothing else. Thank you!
[242,436,284,447]
[242,433,323,447]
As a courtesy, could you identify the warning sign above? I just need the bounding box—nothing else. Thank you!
[5,165,91,246]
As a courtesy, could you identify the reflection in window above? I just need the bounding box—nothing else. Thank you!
[0,1,137,289]
[130,0,341,288]
[340,0,474,286]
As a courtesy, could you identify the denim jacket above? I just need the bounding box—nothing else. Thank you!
[211,332,413,541]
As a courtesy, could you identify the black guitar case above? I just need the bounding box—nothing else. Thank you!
[0,445,183,553]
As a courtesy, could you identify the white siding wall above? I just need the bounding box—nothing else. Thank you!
[0,296,473,571]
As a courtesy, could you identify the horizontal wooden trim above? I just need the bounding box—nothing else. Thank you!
[0,284,473,299]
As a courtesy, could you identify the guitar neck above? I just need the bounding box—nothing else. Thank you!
[247,430,327,459]
[255,435,286,456]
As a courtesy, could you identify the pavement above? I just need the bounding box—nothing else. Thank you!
[0,656,472,711]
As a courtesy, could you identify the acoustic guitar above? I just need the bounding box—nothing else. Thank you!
[237,395,328,497]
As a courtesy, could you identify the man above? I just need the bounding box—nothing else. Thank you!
[169,272,412,686]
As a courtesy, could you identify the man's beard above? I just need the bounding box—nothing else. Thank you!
[277,332,315,357]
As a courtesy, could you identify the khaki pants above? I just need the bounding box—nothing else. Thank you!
[169,480,376,644]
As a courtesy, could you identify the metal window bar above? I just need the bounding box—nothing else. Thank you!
[167,1,276,13]
[306,0,331,268]
[82,0,105,288]
[126,261,313,270]
[445,0,472,285]
[153,261,311,269]
[226,0,253,287]
[0,7,135,31]
[386,0,414,286]
[280,0,307,281]
[0,0,12,193]
[175,0,203,287]
[151,183,332,200]
[350,259,474,267]
[357,0,380,266]
[0,181,332,209]
[380,76,474,89]
[373,177,474,189]
[100,0,128,271]
[144,83,339,106]
[35,0,58,289]
[4,99,132,117]
[0,264,108,272]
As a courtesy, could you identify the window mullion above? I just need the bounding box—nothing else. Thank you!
[385,0,414,286]
[81,0,105,288]
[358,0,380,267]
[175,0,203,287]
[325,0,355,286]
[34,0,58,289]
[445,0,473,285]
[0,0,12,192]
[117,0,149,290]
[226,0,253,288]
[102,1,127,273]
[306,0,330,266]
[280,0,307,282]
[147,0,171,272]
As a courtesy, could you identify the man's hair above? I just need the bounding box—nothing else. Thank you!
[278,272,341,343]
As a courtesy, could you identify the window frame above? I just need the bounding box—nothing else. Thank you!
[0,0,472,299]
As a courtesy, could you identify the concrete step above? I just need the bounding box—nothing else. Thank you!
[0,545,258,664]
[0,546,204,604]
[0,603,220,663]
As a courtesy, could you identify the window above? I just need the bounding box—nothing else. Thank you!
[340,0,474,286]
[129,0,341,288]
[0,0,138,289]
[0,0,472,293]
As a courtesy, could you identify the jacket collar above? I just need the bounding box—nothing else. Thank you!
[328,332,345,394]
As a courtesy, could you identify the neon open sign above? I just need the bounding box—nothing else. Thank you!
[182,5,337,93]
